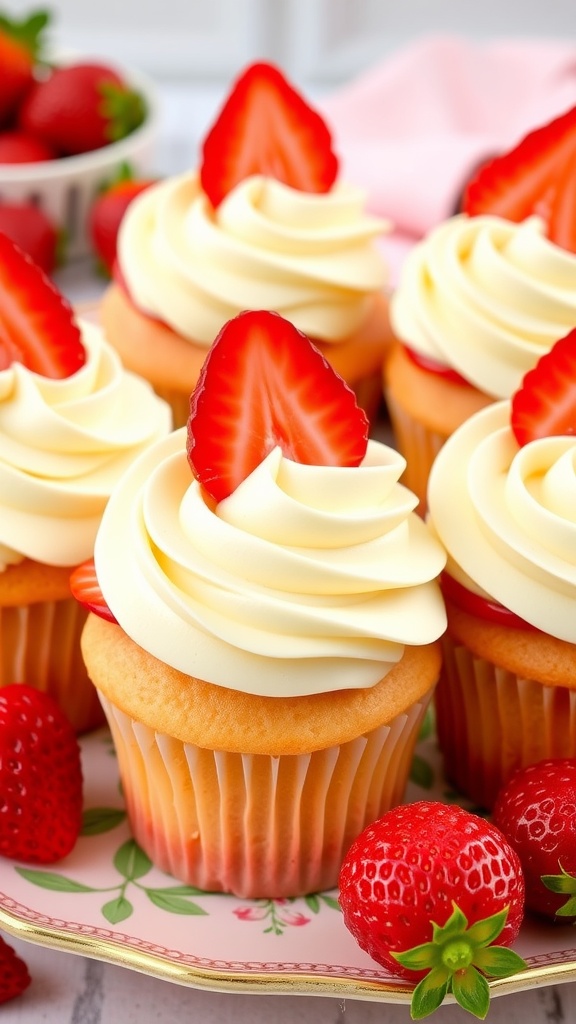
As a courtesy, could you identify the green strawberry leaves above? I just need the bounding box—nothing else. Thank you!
[392,904,527,1020]
[541,863,576,918]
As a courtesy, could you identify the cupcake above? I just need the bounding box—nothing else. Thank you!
[78,309,446,898]
[427,328,576,810]
[384,104,576,512]
[100,61,392,427]
[0,232,172,733]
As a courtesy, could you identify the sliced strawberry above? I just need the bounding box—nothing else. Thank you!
[511,327,576,447]
[200,61,338,209]
[70,559,117,623]
[463,105,576,252]
[441,572,536,631]
[187,310,369,502]
[0,231,85,378]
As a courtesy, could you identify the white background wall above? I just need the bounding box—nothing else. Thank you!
[40,0,576,89]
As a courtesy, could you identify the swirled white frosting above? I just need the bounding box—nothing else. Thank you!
[117,171,389,344]
[0,321,172,569]
[427,401,576,640]
[94,431,447,696]
[390,215,576,398]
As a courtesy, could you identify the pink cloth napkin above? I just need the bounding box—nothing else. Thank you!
[320,35,576,281]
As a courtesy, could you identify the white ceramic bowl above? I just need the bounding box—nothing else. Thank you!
[0,63,160,261]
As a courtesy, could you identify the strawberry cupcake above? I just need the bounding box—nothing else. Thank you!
[427,329,576,810]
[100,61,392,427]
[385,105,576,512]
[78,309,446,898]
[0,232,172,733]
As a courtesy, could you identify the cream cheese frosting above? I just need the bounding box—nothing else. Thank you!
[94,431,447,697]
[0,320,172,569]
[390,214,576,398]
[427,400,576,641]
[117,171,389,345]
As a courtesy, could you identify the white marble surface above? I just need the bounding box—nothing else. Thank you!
[3,79,576,1024]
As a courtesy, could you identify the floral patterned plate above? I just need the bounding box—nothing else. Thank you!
[1,724,576,1004]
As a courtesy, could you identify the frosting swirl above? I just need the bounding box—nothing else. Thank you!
[0,321,172,569]
[117,171,389,344]
[427,401,576,640]
[390,215,576,397]
[94,432,446,696]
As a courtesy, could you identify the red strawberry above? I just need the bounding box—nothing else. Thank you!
[200,61,338,209]
[187,310,369,503]
[510,327,576,447]
[339,801,526,1019]
[493,759,576,921]
[88,165,156,276]
[463,105,576,252]
[70,559,117,623]
[0,684,83,863]
[0,129,55,163]
[0,231,85,377]
[0,935,31,1005]
[0,202,60,274]
[18,62,147,156]
[0,10,48,126]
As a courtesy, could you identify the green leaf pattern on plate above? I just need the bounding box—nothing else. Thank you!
[16,838,209,925]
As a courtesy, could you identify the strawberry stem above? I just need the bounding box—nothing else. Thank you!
[392,903,527,1020]
[0,9,50,59]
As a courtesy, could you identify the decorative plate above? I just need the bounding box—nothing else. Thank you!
[1,725,576,1004]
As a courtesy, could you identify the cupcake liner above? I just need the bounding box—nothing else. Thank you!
[99,689,432,899]
[384,388,447,514]
[0,598,104,734]
[435,635,576,810]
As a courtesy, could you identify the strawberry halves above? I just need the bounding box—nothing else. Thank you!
[511,327,576,447]
[463,105,576,253]
[186,310,369,503]
[200,61,338,208]
[0,231,85,377]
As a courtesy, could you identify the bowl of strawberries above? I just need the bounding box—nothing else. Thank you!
[0,8,159,263]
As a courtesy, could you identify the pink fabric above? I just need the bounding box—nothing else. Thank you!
[320,35,576,280]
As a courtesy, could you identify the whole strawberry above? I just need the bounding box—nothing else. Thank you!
[88,164,156,276]
[493,759,576,921]
[339,801,526,1019]
[18,61,147,156]
[0,202,60,274]
[0,684,83,863]
[0,935,31,1005]
[0,129,55,163]
[0,9,48,126]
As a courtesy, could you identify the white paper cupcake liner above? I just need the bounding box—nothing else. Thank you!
[0,598,103,733]
[436,636,576,809]
[99,689,432,898]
